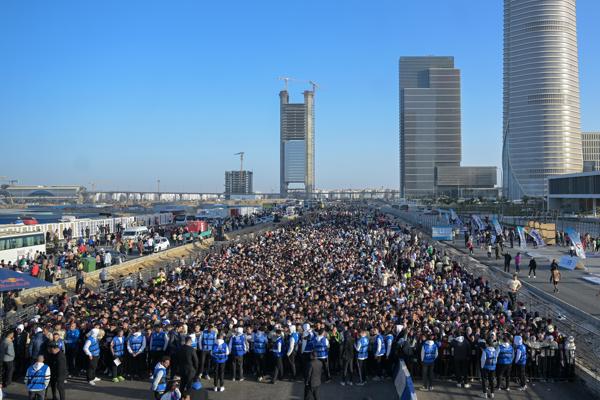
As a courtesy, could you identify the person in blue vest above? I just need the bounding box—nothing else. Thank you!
[301,323,315,379]
[83,328,101,386]
[480,338,498,399]
[150,325,169,373]
[127,328,147,380]
[151,355,171,400]
[354,330,369,386]
[286,324,300,380]
[211,333,229,392]
[228,327,248,382]
[189,324,202,355]
[252,326,267,381]
[384,327,395,378]
[199,326,217,380]
[64,322,81,377]
[420,334,438,391]
[312,328,331,382]
[24,354,51,400]
[51,332,65,352]
[372,327,386,381]
[513,335,527,391]
[110,329,126,382]
[496,335,514,391]
[270,329,284,384]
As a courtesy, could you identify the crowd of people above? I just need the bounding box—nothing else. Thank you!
[0,205,578,400]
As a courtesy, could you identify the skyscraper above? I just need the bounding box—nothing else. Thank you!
[280,89,315,196]
[503,0,582,199]
[399,56,461,197]
[225,170,253,195]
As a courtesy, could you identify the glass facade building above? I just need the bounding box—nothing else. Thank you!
[503,0,582,199]
[399,56,461,197]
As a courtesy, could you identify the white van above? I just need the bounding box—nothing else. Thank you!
[121,226,149,242]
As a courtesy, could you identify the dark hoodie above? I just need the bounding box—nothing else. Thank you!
[452,335,471,360]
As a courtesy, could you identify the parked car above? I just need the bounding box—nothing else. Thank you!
[122,226,149,242]
[153,237,170,252]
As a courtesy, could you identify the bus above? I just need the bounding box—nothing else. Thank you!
[0,232,46,263]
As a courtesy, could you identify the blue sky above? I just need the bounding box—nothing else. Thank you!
[1,0,599,193]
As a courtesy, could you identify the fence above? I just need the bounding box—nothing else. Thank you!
[501,215,600,237]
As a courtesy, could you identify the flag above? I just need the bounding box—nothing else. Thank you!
[472,215,485,231]
[516,226,527,249]
[395,360,417,400]
[450,209,463,226]
[528,229,545,247]
[565,227,586,259]
[492,217,502,236]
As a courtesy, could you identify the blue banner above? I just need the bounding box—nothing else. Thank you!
[432,226,453,241]
[528,229,545,247]
[492,217,502,236]
[516,226,527,249]
[450,209,463,226]
[395,360,417,400]
[565,227,586,259]
[472,215,485,231]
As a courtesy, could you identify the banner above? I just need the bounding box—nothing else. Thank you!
[492,217,502,236]
[558,255,578,270]
[450,209,463,226]
[395,360,417,400]
[516,226,527,249]
[528,229,545,247]
[432,226,453,241]
[565,227,586,259]
[472,215,485,231]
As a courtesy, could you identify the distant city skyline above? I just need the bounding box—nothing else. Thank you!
[1,1,599,192]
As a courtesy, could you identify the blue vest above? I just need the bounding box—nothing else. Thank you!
[515,344,527,365]
[87,337,100,357]
[190,333,200,350]
[150,332,166,351]
[128,335,144,353]
[374,335,386,357]
[303,332,315,353]
[253,333,267,354]
[56,338,65,351]
[212,342,228,364]
[201,331,216,351]
[26,364,49,391]
[152,363,167,392]
[112,336,125,357]
[65,329,80,348]
[385,334,394,354]
[290,332,300,352]
[357,336,369,360]
[483,347,497,371]
[422,342,438,364]
[497,345,514,365]
[272,336,284,358]
[313,336,328,359]
[231,335,246,356]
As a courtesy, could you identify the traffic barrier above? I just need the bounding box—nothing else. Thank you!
[394,360,417,400]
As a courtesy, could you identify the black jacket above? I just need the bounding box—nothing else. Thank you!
[451,337,471,361]
[47,350,67,381]
[305,358,322,387]
[176,344,199,376]
[340,335,355,361]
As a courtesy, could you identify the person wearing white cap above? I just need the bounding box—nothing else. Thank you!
[83,328,102,385]
[228,327,248,382]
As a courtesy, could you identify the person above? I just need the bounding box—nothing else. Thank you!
[372,328,385,380]
[304,351,322,400]
[211,333,229,392]
[151,355,171,400]
[160,380,182,400]
[354,330,369,386]
[25,355,51,400]
[452,333,471,389]
[228,327,247,382]
[28,327,47,360]
[486,244,492,258]
[75,268,85,294]
[340,329,355,386]
[513,336,527,391]
[270,329,284,384]
[150,325,169,372]
[420,335,438,391]
[285,325,299,380]
[176,336,199,399]
[550,261,561,294]
[480,339,497,399]
[252,327,267,382]
[496,336,513,391]
[503,252,512,273]
[83,328,102,386]
[199,326,216,380]
[514,252,521,274]
[64,322,80,378]
[14,324,29,379]
[507,274,522,311]
[110,329,126,382]
[1,332,15,387]
[47,342,67,400]
[127,327,146,380]
[312,329,330,382]
[528,258,537,278]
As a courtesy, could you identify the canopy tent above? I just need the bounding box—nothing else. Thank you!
[0,269,54,292]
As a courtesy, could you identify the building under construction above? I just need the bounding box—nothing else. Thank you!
[224,170,253,195]
[279,81,315,197]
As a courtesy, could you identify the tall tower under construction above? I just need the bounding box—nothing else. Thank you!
[279,88,315,196]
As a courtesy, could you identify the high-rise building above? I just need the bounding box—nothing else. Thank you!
[399,56,461,197]
[280,89,315,196]
[225,170,253,195]
[503,0,582,199]
[582,132,600,172]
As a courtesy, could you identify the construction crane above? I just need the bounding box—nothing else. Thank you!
[308,80,319,93]
[234,152,245,172]
[278,76,297,91]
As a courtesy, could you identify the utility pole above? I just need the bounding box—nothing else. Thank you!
[157,179,161,201]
